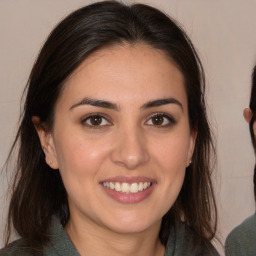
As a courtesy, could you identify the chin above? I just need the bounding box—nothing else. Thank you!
[102,213,161,234]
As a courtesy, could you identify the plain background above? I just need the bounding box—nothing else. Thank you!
[1,0,256,254]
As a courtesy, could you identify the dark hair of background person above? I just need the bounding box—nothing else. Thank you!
[248,66,256,199]
[4,0,217,252]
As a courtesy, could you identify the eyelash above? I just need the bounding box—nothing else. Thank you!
[81,113,176,128]
[145,113,176,127]
[81,113,112,128]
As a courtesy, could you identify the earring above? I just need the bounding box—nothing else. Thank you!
[187,160,192,168]
[48,160,53,165]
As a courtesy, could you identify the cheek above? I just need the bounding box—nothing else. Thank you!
[54,133,111,178]
[152,133,191,172]
[151,138,188,214]
[150,132,191,202]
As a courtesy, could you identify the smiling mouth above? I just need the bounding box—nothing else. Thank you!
[102,182,152,194]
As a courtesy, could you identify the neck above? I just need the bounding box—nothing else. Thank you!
[65,213,165,256]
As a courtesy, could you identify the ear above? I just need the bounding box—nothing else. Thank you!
[187,129,197,167]
[243,108,252,123]
[32,116,59,169]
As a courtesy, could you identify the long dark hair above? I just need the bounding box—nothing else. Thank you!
[5,0,217,251]
[248,65,256,199]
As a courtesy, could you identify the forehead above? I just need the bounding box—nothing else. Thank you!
[57,43,187,110]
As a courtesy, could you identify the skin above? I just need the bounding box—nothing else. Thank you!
[33,43,197,256]
[243,108,252,124]
[244,107,256,133]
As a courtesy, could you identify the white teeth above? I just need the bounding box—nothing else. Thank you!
[102,181,151,194]
[103,182,109,188]
[109,182,115,189]
[143,182,148,189]
[121,183,130,193]
[115,182,121,192]
[130,183,139,193]
[138,182,144,191]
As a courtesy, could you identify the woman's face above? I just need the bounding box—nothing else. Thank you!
[43,43,196,234]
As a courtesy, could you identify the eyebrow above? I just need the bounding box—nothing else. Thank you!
[69,97,119,111]
[141,98,183,111]
[69,97,183,111]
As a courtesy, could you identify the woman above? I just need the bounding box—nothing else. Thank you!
[225,65,256,256]
[0,1,219,255]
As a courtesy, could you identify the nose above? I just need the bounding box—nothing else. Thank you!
[110,127,150,170]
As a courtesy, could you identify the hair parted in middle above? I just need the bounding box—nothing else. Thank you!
[6,0,217,250]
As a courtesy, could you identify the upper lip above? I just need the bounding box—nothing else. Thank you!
[100,176,156,184]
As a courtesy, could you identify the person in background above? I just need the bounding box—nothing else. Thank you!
[0,1,219,255]
[225,65,256,256]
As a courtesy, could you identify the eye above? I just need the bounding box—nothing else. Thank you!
[82,114,111,127]
[145,113,175,127]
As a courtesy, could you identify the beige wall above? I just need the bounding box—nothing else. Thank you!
[1,0,256,254]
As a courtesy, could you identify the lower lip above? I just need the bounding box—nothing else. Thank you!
[101,184,155,204]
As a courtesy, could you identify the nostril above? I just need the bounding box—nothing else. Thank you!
[110,135,150,170]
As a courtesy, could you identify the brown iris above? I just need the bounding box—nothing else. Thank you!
[152,115,164,125]
[89,115,102,126]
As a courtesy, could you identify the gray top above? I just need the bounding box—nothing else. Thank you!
[0,217,219,256]
[225,213,256,256]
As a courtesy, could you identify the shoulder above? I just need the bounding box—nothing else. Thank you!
[165,222,219,256]
[180,224,219,256]
[0,239,32,256]
[0,216,79,256]
[225,213,256,256]
[226,213,256,243]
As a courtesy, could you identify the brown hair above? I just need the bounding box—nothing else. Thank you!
[5,0,217,252]
[248,65,256,199]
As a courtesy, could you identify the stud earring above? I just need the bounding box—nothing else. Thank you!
[48,160,53,165]
[186,160,192,168]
